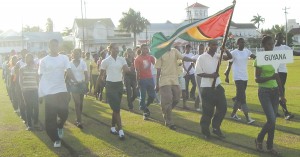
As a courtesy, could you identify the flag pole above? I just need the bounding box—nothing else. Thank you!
[212,0,236,88]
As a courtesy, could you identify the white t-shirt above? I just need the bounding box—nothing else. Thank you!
[195,52,221,87]
[38,54,71,97]
[230,49,252,81]
[183,53,195,75]
[273,45,291,73]
[100,56,127,82]
[70,59,87,82]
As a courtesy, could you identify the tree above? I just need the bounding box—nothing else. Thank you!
[46,18,53,32]
[251,14,265,29]
[61,27,72,36]
[23,25,43,32]
[119,8,150,47]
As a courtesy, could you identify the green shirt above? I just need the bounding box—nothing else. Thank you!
[253,60,278,88]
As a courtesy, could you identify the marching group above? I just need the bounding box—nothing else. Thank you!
[1,33,298,155]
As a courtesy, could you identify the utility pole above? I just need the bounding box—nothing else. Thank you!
[81,0,85,52]
[283,7,290,45]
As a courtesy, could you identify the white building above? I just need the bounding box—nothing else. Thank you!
[287,19,300,32]
[72,18,133,52]
[289,28,300,46]
[0,30,63,54]
[137,2,259,45]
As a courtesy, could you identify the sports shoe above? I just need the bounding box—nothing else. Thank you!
[144,108,151,117]
[54,140,61,148]
[169,125,177,130]
[57,128,64,139]
[212,128,225,138]
[75,122,83,129]
[196,108,201,112]
[267,148,280,156]
[119,130,125,140]
[143,115,149,120]
[26,126,33,131]
[247,118,255,124]
[110,127,118,135]
[231,114,241,121]
[255,139,263,152]
[285,113,294,120]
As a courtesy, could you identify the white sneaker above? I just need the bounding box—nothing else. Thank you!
[231,114,241,121]
[54,140,61,148]
[119,130,125,140]
[247,118,255,124]
[57,128,64,139]
[196,108,201,112]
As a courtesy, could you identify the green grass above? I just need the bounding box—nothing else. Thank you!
[0,57,300,157]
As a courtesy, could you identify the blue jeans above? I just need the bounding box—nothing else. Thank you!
[139,78,155,111]
[257,87,279,150]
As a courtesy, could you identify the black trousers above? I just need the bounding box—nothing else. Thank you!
[184,74,196,99]
[44,92,70,142]
[200,85,227,134]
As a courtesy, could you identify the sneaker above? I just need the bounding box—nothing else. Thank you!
[26,126,33,131]
[144,108,150,117]
[119,130,125,140]
[285,113,294,120]
[75,122,83,129]
[110,127,118,135]
[267,148,280,156]
[196,108,201,112]
[247,118,255,124]
[231,114,241,121]
[212,128,225,138]
[255,139,263,152]
[54,140,61,148]
[169,125,177,130]
[143,115,149,120]
[57,128,64,139]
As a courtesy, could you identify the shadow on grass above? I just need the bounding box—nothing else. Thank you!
[72,98,179,157]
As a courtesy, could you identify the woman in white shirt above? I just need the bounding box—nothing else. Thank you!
[69,49,88,128]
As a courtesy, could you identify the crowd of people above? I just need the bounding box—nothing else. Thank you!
[1,34,298,155]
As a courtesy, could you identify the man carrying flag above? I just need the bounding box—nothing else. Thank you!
[195,40,232,139]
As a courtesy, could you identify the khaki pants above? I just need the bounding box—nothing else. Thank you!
[160,85,180,126]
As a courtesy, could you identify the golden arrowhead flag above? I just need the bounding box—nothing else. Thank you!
[150,4,235,59]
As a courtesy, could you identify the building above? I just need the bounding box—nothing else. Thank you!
[287,19,300,32]
[72,18,133,52]
[0,30,63,54]
[289,28,300,46]
[137,2,259,46]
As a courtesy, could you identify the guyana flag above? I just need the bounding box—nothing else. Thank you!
[150,4,235,59]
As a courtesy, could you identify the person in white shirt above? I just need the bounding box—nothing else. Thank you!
[39,39,77,148]
[273,33,300,120]
[193,44,205,112]
[96,43,129,140]
[225,38,256,124]
[68,49,88,129]
[195,40,232,139]
[183,44,196,100]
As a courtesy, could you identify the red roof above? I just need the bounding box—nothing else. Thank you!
[186,2,208,9]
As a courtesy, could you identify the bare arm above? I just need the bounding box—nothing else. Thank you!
[254,67,276,83]
[66,68,78,83]
[198,72,219,78]
[155,68,161,92]
[222,48,232,61]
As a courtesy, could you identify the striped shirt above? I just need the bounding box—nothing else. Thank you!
[20,66,38,91]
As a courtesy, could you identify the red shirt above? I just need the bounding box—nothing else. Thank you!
[134,54,155,79]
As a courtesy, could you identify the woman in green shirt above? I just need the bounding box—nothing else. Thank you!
[254,35,285,155]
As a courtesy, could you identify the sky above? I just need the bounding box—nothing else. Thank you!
[0,0,299,32]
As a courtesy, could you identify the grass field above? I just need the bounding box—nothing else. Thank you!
[0,57,300,157]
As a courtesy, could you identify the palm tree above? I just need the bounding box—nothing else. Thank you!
[46,18,53,32]
[119,8,150,47]
[251,14,265,29]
